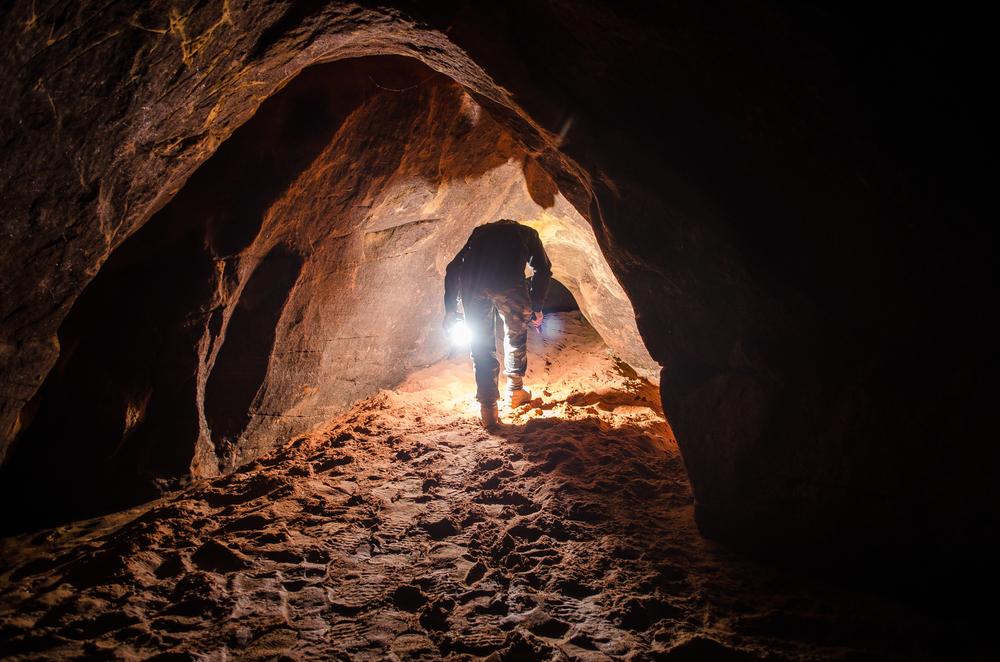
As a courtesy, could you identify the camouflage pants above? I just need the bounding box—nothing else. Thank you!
[462,285,532,403]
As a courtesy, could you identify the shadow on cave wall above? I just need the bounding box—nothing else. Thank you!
[0,55,578,533]
[205,246,303,446]
[542,278,578,314]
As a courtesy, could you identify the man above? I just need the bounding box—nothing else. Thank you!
[443,219,552,428]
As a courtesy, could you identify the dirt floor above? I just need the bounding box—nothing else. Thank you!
[0,313,981,660]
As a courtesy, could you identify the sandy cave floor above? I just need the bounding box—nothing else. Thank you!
[0,313,979,660]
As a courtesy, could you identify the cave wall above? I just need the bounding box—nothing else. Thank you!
[203,57,654,472]
[0,54,652,528]
[0,1,992,579]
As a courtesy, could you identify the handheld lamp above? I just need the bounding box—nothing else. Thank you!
[449,320,473,346]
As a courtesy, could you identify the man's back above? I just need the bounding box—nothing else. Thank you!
[448,220,551,303]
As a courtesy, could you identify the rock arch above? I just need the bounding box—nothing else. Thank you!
[1,54,655,529]
[0,2,991,583]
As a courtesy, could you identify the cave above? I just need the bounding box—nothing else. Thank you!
[0,2,994,659]
[2,55,654,533]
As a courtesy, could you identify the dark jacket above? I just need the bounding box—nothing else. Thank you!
[444,220,552,313]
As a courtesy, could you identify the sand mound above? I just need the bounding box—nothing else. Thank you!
[0,314,976,659]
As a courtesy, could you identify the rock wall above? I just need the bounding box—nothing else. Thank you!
[0,1,992,581]
[0,54,652,529]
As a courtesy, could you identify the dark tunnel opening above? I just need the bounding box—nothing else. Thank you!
[541,278,579,314]
[0,198,216,533]
[205,246,304,447]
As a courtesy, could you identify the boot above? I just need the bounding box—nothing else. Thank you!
[507,387,532,408]
[480,402,499,429]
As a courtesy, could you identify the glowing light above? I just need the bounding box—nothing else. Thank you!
[449,320,473,346]
[539,314,561,338]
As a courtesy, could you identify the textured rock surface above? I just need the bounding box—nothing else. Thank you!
[1,55,651,529]
[0,1,993,581]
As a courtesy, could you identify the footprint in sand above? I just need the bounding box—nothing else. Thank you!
[191,540,249,573]
[313,454,355,472]
[392,585,429,612]
[420,517,459,540]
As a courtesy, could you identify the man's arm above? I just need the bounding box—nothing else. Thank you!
[525,227,552,312]
[444,239,472,315]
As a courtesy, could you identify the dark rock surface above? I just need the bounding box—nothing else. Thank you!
[0,0,993,586]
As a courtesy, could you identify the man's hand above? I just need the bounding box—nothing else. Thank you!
[530,311,543,329]
[443,311,463,332]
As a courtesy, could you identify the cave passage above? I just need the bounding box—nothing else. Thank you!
[0,55,657,534]
[0,4,991,658]
[0,308,684,657]
[0,309,962,659]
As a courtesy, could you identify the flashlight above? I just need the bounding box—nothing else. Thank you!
[449,319,472,346]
